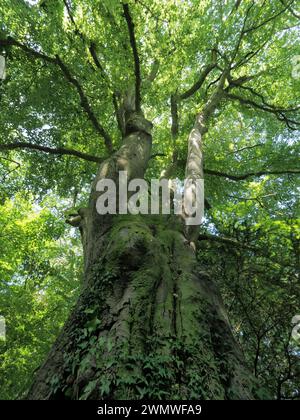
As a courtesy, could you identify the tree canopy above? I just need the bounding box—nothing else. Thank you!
[0,0,299,400]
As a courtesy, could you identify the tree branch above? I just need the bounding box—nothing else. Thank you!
[198,233,256,251]
[243,0,295,34]
[147,59,159,84]
[280,0,300,19]
[229,0,243,16]
[233,39,269,69]
[227,143,264,155]
[63,1,105,73]
[0,36,113,152]
[178,62,216,101]
[88,42,106,76]
[122,3,141,112]
[171,93,179,139]
[229,1,293,70]
[55,56,113,151]
[205,168,300,181]
[63,1,128,141]
[0,142,103,163]
[169,58,218,167]
[63,0,84,41]
[230,1,255,64]
[225,92,300,129]
[112,92,126,137]
[63,0,111,85]
[0,36,56,64]
[63,2,126,144]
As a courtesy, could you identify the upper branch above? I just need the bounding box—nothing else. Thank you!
[201,68,228,123]
[112,92,126,137]
[63,0,84,41]
[55,56,113,151]
[0,36,113,152]
[243,0,295,34]
[122,3,141,112]
[198,233,256,251]
[147,59,159,84]
[0,142,103,163]
[0,37,56,64]
[205,168,300,181]
[170,94,179,139]
[63,0,108,81]
[232,38,269,70]
[178,62,217,101]
[229,1,294,69]
[280,0,300,19]
[89,42,106,76]
[225,92,300,129]
[168,58,218,146]
[230,1,255,64]
[63,1,126,139]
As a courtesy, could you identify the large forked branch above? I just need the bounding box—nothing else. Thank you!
[169,60,217,151]
[205,168,300,181]
[0,37,113,152]
[0,142,103,163]
[182,69,228,246]
[122,3,141,112]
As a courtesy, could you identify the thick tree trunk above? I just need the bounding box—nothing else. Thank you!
[26,112,254,400]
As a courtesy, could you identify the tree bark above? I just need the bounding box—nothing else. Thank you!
[26,111,254,400]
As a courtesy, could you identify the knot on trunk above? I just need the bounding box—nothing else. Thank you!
[65,208,88,229]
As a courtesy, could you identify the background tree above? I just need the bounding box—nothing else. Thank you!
[0,0,299,400]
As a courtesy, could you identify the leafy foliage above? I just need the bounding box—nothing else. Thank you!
[0,195,81,399]
[0,0,299,399]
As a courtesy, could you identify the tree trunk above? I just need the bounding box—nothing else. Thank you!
[27,113,254,400]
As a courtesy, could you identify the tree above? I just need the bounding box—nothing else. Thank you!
[0,0,299,400]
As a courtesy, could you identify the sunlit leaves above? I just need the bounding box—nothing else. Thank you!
[0,194,82,399]
[0,0,299,400]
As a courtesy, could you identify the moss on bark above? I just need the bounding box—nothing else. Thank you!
[27,214,255,400]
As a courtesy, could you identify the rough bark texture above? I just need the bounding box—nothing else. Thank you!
[27,215,254,400]
[26,111,254,400]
